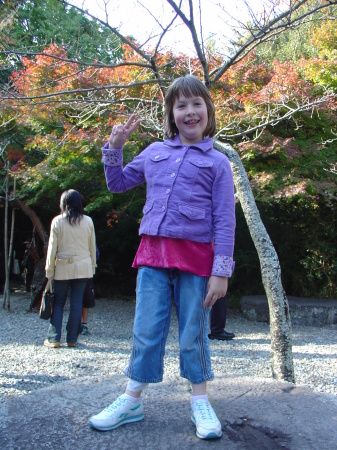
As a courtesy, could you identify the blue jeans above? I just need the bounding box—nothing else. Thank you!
[125,267,213,384]
[47,278,87,344]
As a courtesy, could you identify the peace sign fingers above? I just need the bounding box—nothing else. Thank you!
[108,114,141,149]
[124,114,141,136]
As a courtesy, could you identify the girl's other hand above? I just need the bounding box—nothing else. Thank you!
[108,114,141,149]
[203,276,228,308]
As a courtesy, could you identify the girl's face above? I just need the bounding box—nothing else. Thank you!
[172,94,208,145]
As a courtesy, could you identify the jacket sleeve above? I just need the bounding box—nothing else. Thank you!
[101,143,146,193]
[211,157,236,277]
[45,218,58,278]
[89,219,96,275]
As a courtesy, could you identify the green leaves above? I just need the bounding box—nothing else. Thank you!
[10,0,123,63]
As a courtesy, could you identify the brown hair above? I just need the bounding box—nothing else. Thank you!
[163,75,216,140]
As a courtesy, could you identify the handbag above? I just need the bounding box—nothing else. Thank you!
[39,279,55,320]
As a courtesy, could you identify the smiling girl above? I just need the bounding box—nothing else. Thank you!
[89,75,236,440]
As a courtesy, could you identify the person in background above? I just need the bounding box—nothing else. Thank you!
[208,295,235,340]
[21,241,39,292]
[80,279,94,335]
[80,246,100,335]
[44,189,96,349]
[89,75,235,440]
[208,193,239,341]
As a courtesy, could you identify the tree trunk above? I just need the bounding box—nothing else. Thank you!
[3,165,10,310]
[0,198,49,256]
[215,140,295,383]
[6,177,16,310]
[1,188,48,310]
[13,199,49,256]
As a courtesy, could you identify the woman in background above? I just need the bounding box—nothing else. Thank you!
[44,189,96,348]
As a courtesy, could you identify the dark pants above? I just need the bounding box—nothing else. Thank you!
[82,278,95,308]
[210,295,227,334]
[47,278,87,344]
[25,273,34,292]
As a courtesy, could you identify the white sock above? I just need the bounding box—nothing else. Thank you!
[191,394,208,403]
[122,393,141,404]
[126,379,148,393]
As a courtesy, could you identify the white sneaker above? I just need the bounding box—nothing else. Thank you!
[89,394,144,431]
[191,399,222,439]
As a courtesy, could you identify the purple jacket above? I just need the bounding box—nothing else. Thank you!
[102,135,236,277]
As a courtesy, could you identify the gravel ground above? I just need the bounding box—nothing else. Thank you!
[1,290,336,404]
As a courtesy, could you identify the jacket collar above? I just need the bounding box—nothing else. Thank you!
[164,135,213,153]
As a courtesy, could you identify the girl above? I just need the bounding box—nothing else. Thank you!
[44,189,96,348]
[89,75,235,439]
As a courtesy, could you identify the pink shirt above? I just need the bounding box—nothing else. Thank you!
[132,235,214,277]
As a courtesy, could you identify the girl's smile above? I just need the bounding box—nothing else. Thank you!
[172,94,208,145]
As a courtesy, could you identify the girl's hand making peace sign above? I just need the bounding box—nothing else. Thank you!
[108,114,141,149]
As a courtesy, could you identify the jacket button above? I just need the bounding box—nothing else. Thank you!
[155,155,160,159]
[171,173,175,177]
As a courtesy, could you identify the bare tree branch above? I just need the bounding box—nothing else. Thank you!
[211,0,337,83]
[0,48,153,69]
[166,0,210,85]
[1,79,168,102]
[58,0,152,62]
[216,94,335,141]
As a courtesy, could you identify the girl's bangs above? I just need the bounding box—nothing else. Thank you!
[176,84,205,99]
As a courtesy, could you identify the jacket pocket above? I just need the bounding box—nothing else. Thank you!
[179,203,205,220]
[189,158,214,168]
[149,152,171,162]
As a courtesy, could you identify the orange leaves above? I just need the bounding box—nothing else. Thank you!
[212,51,323,136]
[9,42,145,102]
[11,45,74,96]
[266,60,308,98]
[4,149,25,174]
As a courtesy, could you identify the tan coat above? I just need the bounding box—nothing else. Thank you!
[45,214,96,280]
